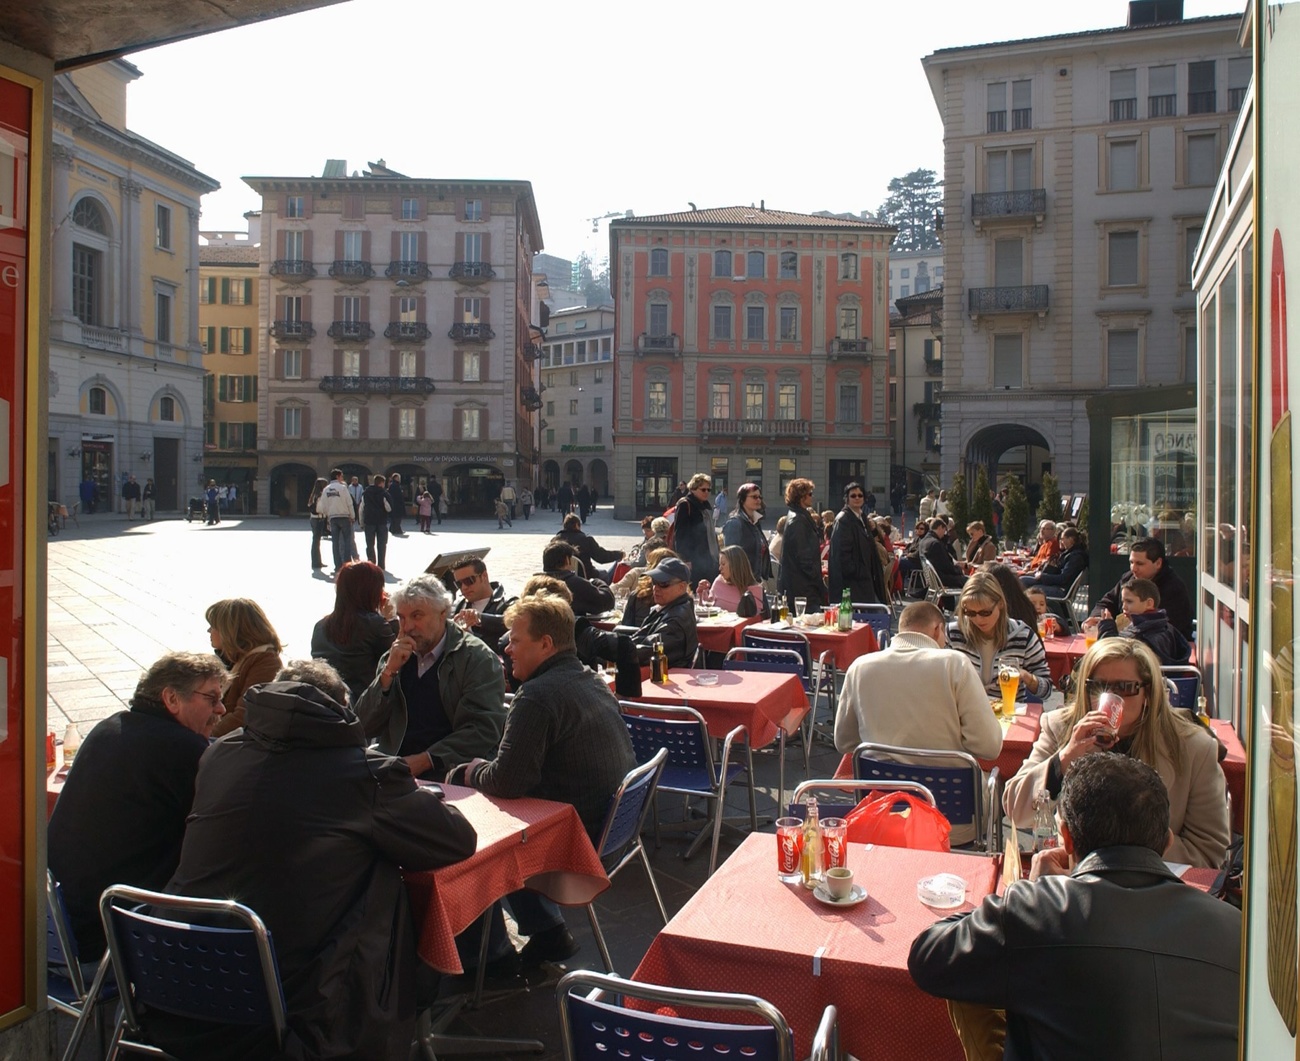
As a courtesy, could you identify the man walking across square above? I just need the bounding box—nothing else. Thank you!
[319,468,359,574]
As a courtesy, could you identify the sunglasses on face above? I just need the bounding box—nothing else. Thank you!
[848,493,864,499]
[962,606,997,619]
[1085,678,1147,697]
[455,573,479,588]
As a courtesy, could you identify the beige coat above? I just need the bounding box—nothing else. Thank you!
[1004,708,1229,869]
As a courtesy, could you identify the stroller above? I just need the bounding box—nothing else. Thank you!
[185,497,207,522]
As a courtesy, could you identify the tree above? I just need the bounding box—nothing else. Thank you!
[1037,472,1063,522]
[947,472,970,542]
[875,168,943,252]
[971,466,995,537]
[575,252,612,306]
[1002,476,1031,545]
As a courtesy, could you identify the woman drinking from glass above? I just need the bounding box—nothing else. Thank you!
[947,571,1053,701]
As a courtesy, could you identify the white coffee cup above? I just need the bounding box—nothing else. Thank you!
[825,865,854,900]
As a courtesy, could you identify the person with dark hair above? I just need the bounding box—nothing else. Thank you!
[576,482,592,522]
[986,562,1041,630]
[721,482,771,584]
[1085,577,1191,666]
[909,753,1240,1060]
[827,481,887,605]
[159,660,477,1060]
[48,651,228,954]
[918,517,967,590]
[673,473,720,584]
[387,471,407,537]
[553,512,623,582]
[1094,536,1193,640]
[307,477,330,572]
[450,556,516,654]
[555,480,573,519]
[778,477,827,608]
[1022,526,1089,591]
[541,540,615,617]
[360,474,391,570]
[310,561,397,704]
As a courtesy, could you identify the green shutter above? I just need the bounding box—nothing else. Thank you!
[204,326,214,353]
[247,375,258,401]
[205,421,214,445]
[220,327,229,353]
[243,328,252,354]
[220,278,230,304]
[244,423,257,450]
[244,279,253,304]
[218,376,228,402]
[206,277,216,303]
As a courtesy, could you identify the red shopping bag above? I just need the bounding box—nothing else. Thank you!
[844,791,951,852]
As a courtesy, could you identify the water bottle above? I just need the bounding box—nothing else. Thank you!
[1031,789,1056,852]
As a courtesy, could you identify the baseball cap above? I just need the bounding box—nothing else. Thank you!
[647,557,691,584]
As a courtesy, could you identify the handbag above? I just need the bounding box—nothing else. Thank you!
[844,790,951,852]
[736,589,758,618]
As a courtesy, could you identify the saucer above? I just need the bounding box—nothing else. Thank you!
[813,883,868,907]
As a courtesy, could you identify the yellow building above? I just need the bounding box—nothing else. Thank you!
[199,222,262,507]
[48,59,218,513]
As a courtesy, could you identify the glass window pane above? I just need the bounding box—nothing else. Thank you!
[1109,141,1137,190]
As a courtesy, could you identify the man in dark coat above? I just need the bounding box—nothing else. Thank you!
[556,481,574,519]
[387,472,407,536]
[450,556,517,655]
[450,596,635,966]
[158,662,477,1060]
[577,483,592,522]
[428,474,444,524]
[48,652,228,954]
[919,518,967,589]
[673,473,720,584]
[541,540,615,617]
[909,754,1239,1060]
[1093,536,1194,641]
[360,474,391,569]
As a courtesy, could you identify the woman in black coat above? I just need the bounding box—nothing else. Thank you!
[310,561,398,704]
[721,481,772,582]
[672,473,720,584]
[778,477,827,608]
[827,482,887,604]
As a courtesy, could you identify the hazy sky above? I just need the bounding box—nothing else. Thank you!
[123,0,1238,261]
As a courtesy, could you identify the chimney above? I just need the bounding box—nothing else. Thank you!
[760,199,765,211]
[1127,1,1183,27]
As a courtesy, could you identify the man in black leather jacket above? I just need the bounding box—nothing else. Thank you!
[909,753,1240,1060]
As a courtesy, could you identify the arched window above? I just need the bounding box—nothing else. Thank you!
[72,197,107,234]
[649,248,668,276]
[714,250,732,278]
[88,386,107,414]
[160,396,175,421]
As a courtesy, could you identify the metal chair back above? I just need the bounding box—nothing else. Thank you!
[99,885,288,1056]
[722,645,805,678]
[557,969,797,1061]
[789,777,937,819]
[1162,665,1202,709]
[853,742,998,852]
[920,559,951,610]
[1065,574,1089,633]
[810,1004,840,1061]
[49,871,119,1061]
[852,602,892,649]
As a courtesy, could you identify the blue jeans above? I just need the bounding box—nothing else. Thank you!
[329,516,357,569]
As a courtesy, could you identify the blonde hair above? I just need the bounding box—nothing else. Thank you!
[505,595,576,652]
[687,473,712,491]
[521,574,572,603]
[204,598,283,662]
[956,572,1008,649]
[636,547,678,599]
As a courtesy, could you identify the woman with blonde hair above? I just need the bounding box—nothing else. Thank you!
[1004,638,1229,868]
[205,598,284,737]
[946,571,1052,700]
[964,520,997,566]
[703,544,764,616]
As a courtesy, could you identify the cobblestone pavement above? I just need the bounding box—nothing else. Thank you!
[46,505,643,731]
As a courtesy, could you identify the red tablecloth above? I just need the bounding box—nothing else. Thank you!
[1044,635,1200,685]
[614,668,809,750]
[591,612,761,655]
[1213,719,1245,835]
[747,621,880,670]
[833,702,1044,786]
[630,832,997,1060]
[404,786,608,975]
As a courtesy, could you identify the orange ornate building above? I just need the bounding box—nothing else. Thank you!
[609,206,896,517]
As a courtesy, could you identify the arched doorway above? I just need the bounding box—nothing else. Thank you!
[563,460,584,488]
[542,460,561,491]
[339,462,370,485]
[386,463,429,517]
[442,463,504,517]
[589,458,610,498]
[964,423,1053,510]
[269,462,318,517]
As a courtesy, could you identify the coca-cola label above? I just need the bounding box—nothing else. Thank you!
[824,835,845,870]
[778,830,802,874]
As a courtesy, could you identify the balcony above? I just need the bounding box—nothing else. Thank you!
[319,375,436,395]
[967,285,1049,321]
[827,337,873,360]
[924,359,943,376]
[701,418,810,441]
[269,319,315,341]
[635,332,681,356]
[328,259,374,282]
[520,385,544,412]
[1109,98,1137,122]
[78,323,126,352]
[523,341,544,361]
[326,320,374,342]
[970,189,1046,231]
[448,261,496,283]
[270,259,316,282]
[1188,90,1217,115]
[385,260,431,283]
[449,322,494,343]
[385,321,431,343]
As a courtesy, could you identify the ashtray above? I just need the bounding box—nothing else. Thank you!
[694,672,719,686]
[917,873,968,909]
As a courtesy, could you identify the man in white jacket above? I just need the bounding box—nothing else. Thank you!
[319,468,359,573]
[834,601,1003,845]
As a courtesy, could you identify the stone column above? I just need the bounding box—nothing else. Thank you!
[119,178,143,343]
[187,206,201,349]
[50,144,74,318]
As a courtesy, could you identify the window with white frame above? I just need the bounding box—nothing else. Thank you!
[72,244,101,325]
[283,294,303,322]
[401,197,419,220]
[342,407,360,438]
[714,249,732,277]
[399,350,416,377]
[464,232,483,262]
[710,381,731,419]
[1107,139,1139,191]
[993,334,1022,388]
[400,231,420,261]
[284,230,305,261]
[464,199,483,221]
[713,303,732,339]
[342,349,361,377]
[459,408,480,436]
[342,231,363,260]
[839,307,859,339]
[779,306,797,341]
[155,292,172,346]
[284,407,302,437]
[283,349,302,379]
[1109,69,1137,122]
[779,252,798,279]
[1108,329,1139,386]
[647,381,667,419]
[744,383,765,420]
[777,383,798,420]
[840,253,858,280]
[986,148,1033,192]
[987,81,1008,132]
[746,305,765,341]
[159,396,175,421]
[398,408,417,439]
[649,248,668,276]
[569,399,579,415]
[994,237,1023,286]
[400,297,418,323]
[342,295,361,322]
[155,204,172,250]
[285,196,304,218]
[461,297,481,323]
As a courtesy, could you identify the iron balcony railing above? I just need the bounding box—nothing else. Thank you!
[635,333,680,355]
[449,322,493,343]
[828,337,873,358]
[971,189,1047,222]
[269,319,315,341]
[385,321,431,342]
[520,386,543,411]
[967,285,1050,316]
[270,259,316,281]
[329,260,374,281]
[385,260,431,282]
[319,376,436,395]
[326,320,374,341]
[701,418,810,439]
[448,261,496,281]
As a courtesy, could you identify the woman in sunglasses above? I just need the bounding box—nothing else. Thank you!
[946,572,1053,700]
[722,482,772,585]
[1004,638,1228,868]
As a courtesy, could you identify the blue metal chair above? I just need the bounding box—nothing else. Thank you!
[557,969,813,1061]
[620,703,756,877]
[723,644,809,808]
[741,628,837,751]
[1163,665,1202,708]
[853,742,1000,853]
[95,885,288,1060]
[47,872,117,1061]
[852,601,892,650]
[586,748,668,974]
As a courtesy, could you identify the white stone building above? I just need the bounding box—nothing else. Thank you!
[537,304,615,497]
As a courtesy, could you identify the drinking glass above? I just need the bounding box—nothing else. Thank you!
[775,817,803,883]
[821,818,847,870]
[1083,627,1099,649]
[794,597,807,620]
[997,666,1020,717]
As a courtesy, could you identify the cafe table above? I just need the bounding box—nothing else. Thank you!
[747,618,880,670]
[630,831,997,1060]
[1043,633,1200,686]
[590,609,761,656]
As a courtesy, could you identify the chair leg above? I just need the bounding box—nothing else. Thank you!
[777,730,787,815]
[638,843,669,925]
[744,744,758,836]
[586,904,615,973]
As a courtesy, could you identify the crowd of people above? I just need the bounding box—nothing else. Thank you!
[46,469,1240,1059]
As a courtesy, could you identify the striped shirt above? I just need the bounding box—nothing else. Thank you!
[946,617,1054,699]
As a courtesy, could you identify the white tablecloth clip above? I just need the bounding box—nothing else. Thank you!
[812,945,826,977]
[519,828,528,844]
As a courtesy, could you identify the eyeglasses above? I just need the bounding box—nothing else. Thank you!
[454,573,479,588]
[1085,678,1147,697]
[848,493,865,499]
[188,689,222,707]
[696,487,712,493]
[961,606,997,619]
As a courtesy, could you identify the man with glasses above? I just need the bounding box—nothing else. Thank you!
[833,602,1000,846]
[48,651,228,954]
[672,472,720,583]
[450,556,517,655]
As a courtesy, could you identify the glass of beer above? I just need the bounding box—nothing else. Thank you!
[997,665,1020,717]
[1083,626,1099,649]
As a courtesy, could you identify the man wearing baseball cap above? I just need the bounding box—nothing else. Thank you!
[626,556,698,668]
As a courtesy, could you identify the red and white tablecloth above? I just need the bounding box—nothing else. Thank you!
[746,620,880,670]
[1044,635,1200,685]
[591,611,761,655]
[404,786,608,975]
[630,832,998,1060]
[614,669,810,750]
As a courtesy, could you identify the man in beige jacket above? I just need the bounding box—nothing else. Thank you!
[834,601,1003,844]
